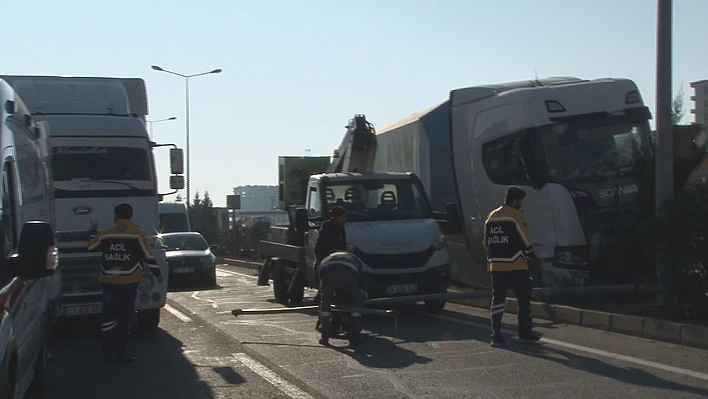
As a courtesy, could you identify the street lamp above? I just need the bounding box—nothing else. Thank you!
[146,116,177,140]
[151,65,222,207]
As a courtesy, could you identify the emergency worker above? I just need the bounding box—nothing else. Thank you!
[312,205,347,303]
[317,251,367,347]
[88,203,163,364]
[483,186,541,347]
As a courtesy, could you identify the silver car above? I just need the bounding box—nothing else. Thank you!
[159,232,217,288]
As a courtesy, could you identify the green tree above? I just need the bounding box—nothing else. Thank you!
[189,191,218,244]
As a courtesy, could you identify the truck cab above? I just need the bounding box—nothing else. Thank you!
[303,172,451,311]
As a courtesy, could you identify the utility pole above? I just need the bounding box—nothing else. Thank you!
[655,0,673,305]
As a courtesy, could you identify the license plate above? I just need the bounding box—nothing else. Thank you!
[173,267,194,274]
[385,283,418,295]
[62,304,102,316]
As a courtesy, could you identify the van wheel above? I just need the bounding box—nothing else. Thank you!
[272,260,288,304]
[137,308,161,332]
[27,338,47,396]
[424,299,446,313]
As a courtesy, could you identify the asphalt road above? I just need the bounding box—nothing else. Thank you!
[42,263,708,399]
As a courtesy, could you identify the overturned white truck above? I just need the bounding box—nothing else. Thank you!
[373,77,654,288]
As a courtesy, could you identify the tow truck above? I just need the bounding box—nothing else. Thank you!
[258,115,452,311]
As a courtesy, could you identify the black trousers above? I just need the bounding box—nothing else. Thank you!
[490,270,533,338]
[319,267,363,340]
[101,282,138,358]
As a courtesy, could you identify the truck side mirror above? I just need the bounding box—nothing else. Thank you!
[170,148,184,175]
[294,208,309,234]
[170,175,185,190]
[7,221,58,280]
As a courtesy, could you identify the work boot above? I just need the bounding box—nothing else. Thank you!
[318,337,330,346]
[347,335,364,347]
[518,332,542,344]
[490,335,507,348]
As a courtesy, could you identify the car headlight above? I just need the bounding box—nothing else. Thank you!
[432,235,446,250]
[200,255,216,267]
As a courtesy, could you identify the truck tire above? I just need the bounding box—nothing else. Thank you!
[424,299,446,313]
[271,260,289,305]
[288,266,307,305]
[137,308,161,332]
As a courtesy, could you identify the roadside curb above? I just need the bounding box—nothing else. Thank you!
[219,257,708,350]
[447,296,708,350]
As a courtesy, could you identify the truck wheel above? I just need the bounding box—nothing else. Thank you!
[288,267,306,305]
[257,258,272,286]
[27,338,47,396]
[137,308,161,332]
[272,260,289,304]
[424,299,446,312]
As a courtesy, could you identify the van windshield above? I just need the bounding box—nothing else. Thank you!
[323,179,433,221]
[159,213,190,233]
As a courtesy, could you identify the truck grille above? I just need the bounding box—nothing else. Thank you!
[59,254,102,296]
[351,247,436,270]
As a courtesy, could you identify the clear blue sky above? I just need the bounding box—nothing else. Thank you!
[5,1,707,207]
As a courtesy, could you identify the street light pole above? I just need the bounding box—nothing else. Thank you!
[146,116,177,140]
[151,65,222,208]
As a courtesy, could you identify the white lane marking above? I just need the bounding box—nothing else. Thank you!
[164,303,192,322]
[425,313,708,382]
[216,268,239,276]
[233,353,314,399]
[216,268,262,280]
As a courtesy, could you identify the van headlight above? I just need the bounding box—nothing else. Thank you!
[432,235,446,250]
[139,273,155,292]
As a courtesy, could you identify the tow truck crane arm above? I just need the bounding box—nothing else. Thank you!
[327,114,377,173]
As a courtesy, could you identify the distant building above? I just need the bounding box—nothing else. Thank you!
[233,185,278,212]
[690,80,708,127]
[231,185,288,227]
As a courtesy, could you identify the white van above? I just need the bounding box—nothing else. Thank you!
[159,202,191,233]
[0,79,58,399]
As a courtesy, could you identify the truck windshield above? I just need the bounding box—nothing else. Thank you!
[481,113,652,188]
[52,146,151,182]
[323,179,432,221]
[541,117,653,183]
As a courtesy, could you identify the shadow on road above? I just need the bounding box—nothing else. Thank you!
[508,343,708,396]
[46,315,219,399]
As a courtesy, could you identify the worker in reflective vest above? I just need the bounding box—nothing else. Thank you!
[483,186,541,347]
[88,203,163,364]
[317,251,367,347]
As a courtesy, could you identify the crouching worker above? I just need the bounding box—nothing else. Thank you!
[318,251,367,347]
